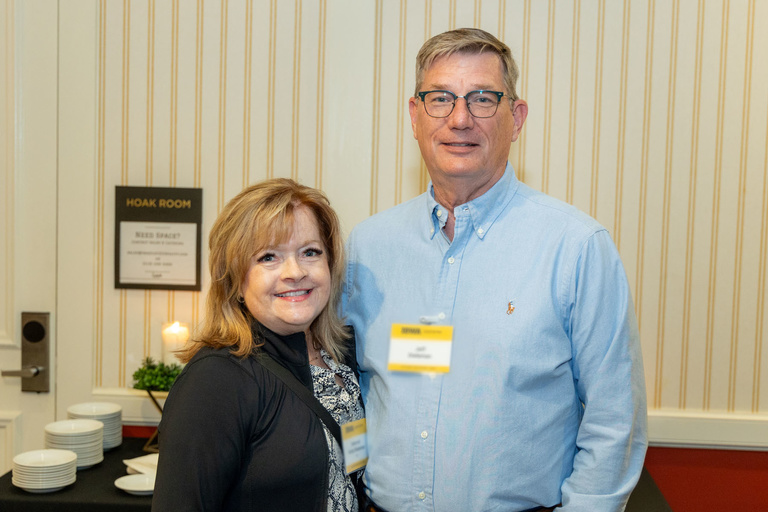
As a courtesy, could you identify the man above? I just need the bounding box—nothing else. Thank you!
[343,28,647,512]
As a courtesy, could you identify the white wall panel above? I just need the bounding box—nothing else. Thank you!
[48,0,768,445]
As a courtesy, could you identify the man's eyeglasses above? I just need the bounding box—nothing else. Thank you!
[416,90,506,118]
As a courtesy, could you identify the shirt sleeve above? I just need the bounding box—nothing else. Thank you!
[559,230,648,511]
[151,355,260,511]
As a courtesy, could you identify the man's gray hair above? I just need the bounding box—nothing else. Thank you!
[414,27,520,102]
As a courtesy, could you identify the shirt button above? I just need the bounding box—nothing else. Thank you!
[477,228,484,235]
[418,491,426,500]
[421,430,428,439]
[438,313,446,320]
[448,257,455,264]
[430,228,435,235]
[463,206,469,211]
[436,209,442,217]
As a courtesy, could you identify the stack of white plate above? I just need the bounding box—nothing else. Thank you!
[44,419,104,469]
[67,402,123,450]
[12,448,77,493]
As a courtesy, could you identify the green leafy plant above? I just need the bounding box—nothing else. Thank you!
[132,357,182,392]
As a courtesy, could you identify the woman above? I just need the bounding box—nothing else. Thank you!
[152,178,364,512]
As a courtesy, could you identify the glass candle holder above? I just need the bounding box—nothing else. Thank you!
[161,321,189,365]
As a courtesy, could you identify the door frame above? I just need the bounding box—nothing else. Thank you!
[0,0,59,472]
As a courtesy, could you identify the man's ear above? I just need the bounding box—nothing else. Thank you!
[408,97,420,140]
[510,100,528,142]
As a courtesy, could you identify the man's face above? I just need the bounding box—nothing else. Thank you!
[409,52,527,191]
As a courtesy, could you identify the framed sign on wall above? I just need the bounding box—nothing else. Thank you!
[114,186,203,291]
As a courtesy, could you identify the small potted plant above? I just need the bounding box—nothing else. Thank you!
[132,357,182,393]
[132,357,182,452]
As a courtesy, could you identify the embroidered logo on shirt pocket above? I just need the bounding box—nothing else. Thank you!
[507,300,516,315]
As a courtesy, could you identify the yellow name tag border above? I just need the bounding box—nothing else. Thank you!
[341,418,368,474]
[341,418,366,440]
[388,362,450,373]
[346,457,368,474]
[391,323,453,340]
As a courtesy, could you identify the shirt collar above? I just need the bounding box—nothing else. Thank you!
[426,162,519,240]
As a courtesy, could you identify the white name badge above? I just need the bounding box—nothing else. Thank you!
[388,323,453,373]
[341,418,368,474]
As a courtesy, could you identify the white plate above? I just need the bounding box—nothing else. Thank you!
[12,466,74,477]
[45,419,104,435]
[46,439,102,447]
[67,402,122,417]
[17,485,67,494]
[12,475,76,488]
[13,472,76,487]
[13,449,77,468]
[76,455,104,469]
[115,473,155,495]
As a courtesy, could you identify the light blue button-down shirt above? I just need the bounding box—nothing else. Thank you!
[342,165,647,512]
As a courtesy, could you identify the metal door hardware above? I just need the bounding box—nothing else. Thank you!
[1,312,50,392]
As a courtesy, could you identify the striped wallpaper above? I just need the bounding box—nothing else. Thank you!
[49,0,768,444]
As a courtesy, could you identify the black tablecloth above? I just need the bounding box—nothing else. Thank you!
[0,437,152,512]
[1,436,670,512]
[626,467,673,512]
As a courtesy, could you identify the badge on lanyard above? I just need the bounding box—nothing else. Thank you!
[387,323,453,373]
[341,418,368,474]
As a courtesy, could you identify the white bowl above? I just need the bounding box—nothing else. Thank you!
[45,419,104,436]
[115,473,155,495]
[13,449,77,468]
[67,402,122,417]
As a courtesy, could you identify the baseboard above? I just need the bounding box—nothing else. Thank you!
[648,409,768,450]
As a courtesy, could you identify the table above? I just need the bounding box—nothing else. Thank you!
[0,437,670,512]
[0,437,152,512]
[626,467,673,512]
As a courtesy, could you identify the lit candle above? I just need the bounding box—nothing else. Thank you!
[162,321,190,365]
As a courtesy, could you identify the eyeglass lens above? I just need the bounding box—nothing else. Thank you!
[422,90,501,118]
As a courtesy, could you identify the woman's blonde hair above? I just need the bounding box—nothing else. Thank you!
[178,178,349,363]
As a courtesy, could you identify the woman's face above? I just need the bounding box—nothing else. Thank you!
[241,205,331,336]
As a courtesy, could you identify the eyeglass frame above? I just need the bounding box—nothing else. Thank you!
[416,89,507,118]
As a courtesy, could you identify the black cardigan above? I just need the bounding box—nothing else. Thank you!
[151,323,357,512]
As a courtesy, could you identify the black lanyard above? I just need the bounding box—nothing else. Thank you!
[258,353,342,447]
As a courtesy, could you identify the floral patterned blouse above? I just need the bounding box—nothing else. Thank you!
[310,350,365,512]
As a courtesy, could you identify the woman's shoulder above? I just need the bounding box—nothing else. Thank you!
[184,345,265,382]
[165,346,279,412]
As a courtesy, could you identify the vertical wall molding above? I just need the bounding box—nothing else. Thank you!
[0,0,15,347]
[0,411,21,476]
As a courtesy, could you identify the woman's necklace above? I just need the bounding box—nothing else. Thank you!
[308,347,344,387]
[308,341,324,365]
[306,332,322,365]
